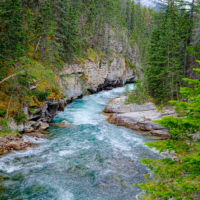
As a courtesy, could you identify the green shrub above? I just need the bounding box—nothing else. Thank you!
[125,58,135,69]
[126,80,150,105]
[32,90,50,102]
[0,119,8,129]
[13,111,27,125]
[0,108,6,117]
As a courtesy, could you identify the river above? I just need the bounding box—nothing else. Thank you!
[0,84,158,200]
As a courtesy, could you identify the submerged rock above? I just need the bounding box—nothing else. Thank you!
[105,97,173,139]
[53,120,72,128]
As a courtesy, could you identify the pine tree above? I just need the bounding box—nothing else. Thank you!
[146,0,194,103]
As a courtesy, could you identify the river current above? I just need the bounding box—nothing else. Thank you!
[0,84,158,200]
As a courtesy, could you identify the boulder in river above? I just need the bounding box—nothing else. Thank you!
[53,120,72,128]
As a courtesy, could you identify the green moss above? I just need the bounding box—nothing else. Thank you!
[60,74,72,79]
[85,48,98,62]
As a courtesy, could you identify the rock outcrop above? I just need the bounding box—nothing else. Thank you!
[104,96,173,139]
[8,99,67,133]
[7,58,134,135]
[104,97,156,113]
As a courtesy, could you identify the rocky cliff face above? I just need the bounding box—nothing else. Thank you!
[59,28,135,101]
[59,56,134,100]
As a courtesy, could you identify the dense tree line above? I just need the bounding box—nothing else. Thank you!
[146,0,200,103]
[0,0,123,65]
[127,0,200,104]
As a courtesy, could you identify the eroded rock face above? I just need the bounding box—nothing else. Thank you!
[105,96,173,139]
[21,99,67,133]
[8,118,24,132]
[107,113,170,139]
[7,28,135,136]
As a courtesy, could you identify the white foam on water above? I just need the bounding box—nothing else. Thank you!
[59,150,75,157]
[55,84,134,126]
[59,190,74,200]
[0,163,22,173]
[95,133,105,141]
[109,136,132,152]
[23,135,48,144]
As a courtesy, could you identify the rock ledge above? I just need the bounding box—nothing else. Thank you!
[104,96,173,139]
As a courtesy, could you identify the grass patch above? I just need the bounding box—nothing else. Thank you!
[0,130,20,137]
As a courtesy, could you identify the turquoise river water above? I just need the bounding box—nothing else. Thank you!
[0,84,158,200]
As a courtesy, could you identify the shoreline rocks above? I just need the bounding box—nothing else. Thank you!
[104,96,173,139]
[0,135,33,155]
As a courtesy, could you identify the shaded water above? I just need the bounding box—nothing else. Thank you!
[0,85,158,200]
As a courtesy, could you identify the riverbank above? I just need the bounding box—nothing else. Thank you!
[0,82,134,155]
[104,96,174,139]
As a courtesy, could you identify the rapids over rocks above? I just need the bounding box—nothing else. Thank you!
[0,84,158,200]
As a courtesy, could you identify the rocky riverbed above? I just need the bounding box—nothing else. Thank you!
[104,96,174,139]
